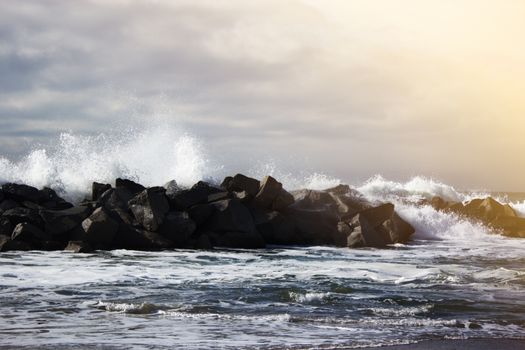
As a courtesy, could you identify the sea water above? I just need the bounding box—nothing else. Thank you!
[0,126,524,349]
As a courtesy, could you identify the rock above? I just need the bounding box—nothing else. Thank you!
[81,207,119,248]
[490,216,525,238]
[92,182,111,201]
[208,192,231,203]
[330,192,371,220]
[463,197,516,221]
[11,222,50,243]
[0,191,3,203]
[164,180,181,198]
[208,230,265,249]
[168,181,222,210]
[220,176,233,191]
[2,207,44,228]
[253,176,282,209]
[128,187,170,231]
[347,226,365,248]
[187,203,216,227]
[0,217,14,236]
[64,241,93,253]
[208,199,257,234]
[39,206,92,236]
[115,178,145,196]
[272,189,295,211]
[193,234,213,249]
[98,187,133,210]
[233,191,251,203]
[0,199,19,214]
[430,196,448,211]
[2,183,41,203]
[225,174,260,196]
[159,211,196,247]
[285,208,339,245]
[112,226,173,250]
[38,187,73,210]
[40,240,66,251]
[252,210,296,245]
[0,234,32,252]
[336,221,353,247]
[292,189,335,210]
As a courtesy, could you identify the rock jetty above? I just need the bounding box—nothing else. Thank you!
[0,174,417,252]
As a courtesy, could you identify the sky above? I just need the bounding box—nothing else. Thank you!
[0,0,524,191]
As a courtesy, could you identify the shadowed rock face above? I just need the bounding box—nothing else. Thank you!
[430,196,525,238]
[0,174,419,253]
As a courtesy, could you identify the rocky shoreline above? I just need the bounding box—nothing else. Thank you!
[0,174,523,253]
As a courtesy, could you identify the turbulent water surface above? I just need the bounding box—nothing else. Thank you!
[1,129,525,349]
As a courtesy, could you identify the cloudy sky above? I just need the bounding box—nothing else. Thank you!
[1,0,524,190]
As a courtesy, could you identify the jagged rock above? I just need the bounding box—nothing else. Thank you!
[208,230,265,249]
[115,178,145,196]
[2,207,44,228]
[490,216,525,238]
[463,197,516,221]
[2,183,41,203]
[108,208,136,226]
[0,199,18,214]
[98,187,133,210]
[0,217,14,236]
[193,234,213,249]
[81,207,119,248]
[220,176,233,191]
[286,208,339,245]
[39,187,73,210]
[40,240,66,251]
[430,196,448,211]
[112,226,173,250]
[233,190,251,203]
[164,180,181,198]
[11,222,50,243]
[0,234,32,252]
[253,176,283,209]
[92,182,111,201]
[208,192,231,203]
[22,201,43,210]
[292,189,335,210]
[224,174,260,196]
[336,221,353,246]
[39,206,92,236]
[64,240,93,253]
[159,211,196,247]
[168,181,222,210]
[252,210,296,245]
[128,187,169,231]
[187,203,216,227]
[272,189,295,211]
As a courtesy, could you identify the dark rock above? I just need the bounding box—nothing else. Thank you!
[347,226,365,248]
[81,207,119,248]
[285,208,339,245]
[208,199,257,234]
[187,203,215,227]
[325,184,352,195]
[115,178,145,196]
[359,203,395,228]
[225,174,260,196]
[0,191,3,203]
[2,207,44,228]
[168,181,222,210]
[38,187,73,209]
[98,187,133,210]
[220,176,233,191]
[0,199,19,214]
[208,230,265,249]
[40,240,66,251]
[252,210,296,245]
[253,176,282,209]
[193,234,213,249]
[464,197,516,221]
[39,206,92,236]
[430,196,448,211]
[330,192,371,220]
[92,182,111,201]
[112,226,173,250]
[272,189,295,211]
[0,217,14,236]
[292,189,335,210]
[336,221,353,246]
[0,234,32,252]
[233,190,251,203]
[108,208,136,226]
[128,187,169,231]
[208,192,231,203]
[159,211,196,247]
[164,180,181,198]
[2,183,41,203]
[64,241,93,253]
[11,222,50,242]
[22,201,43,210]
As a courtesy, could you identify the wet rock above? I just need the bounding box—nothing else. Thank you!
[286,208,339,245]
[490,216,525,238]
[164,180,181,198]
[11,222,50,243]
[207,192,231,203]
[0,217,14,236]
[2,183,41,203]
[39,206,92,236]
[38,187,73,210]
[252,210,296,245]
[272,189,295,211]
[0,199,19,214]
[115,178,145,196]
[2,207,44,229]
[112,226,173,250]
[253,176,283,209]
[98,188,134,210]
[464,197,516,221]
[208,199,257,234]
[224,174,260,196]
[81,207,119,248]
[0,234,32,252]
[0,191,3,203]
[159,211,196,247]
[193,234,213,249]
[92,182,111,201]
[128,187,170,231]
[64,240,93,253]
[220,176,233,191]
[40,240,66,251]
[187,203,215,227]
[292,189,335,210]
[208,230,265,249]
[168,181,222,210]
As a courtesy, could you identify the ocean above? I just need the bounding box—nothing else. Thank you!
[0,128,524,349]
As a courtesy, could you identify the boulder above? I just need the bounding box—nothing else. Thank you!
[291,189,335,210]
[252,210,296,245]
[168,181,222,210]
[11,222,50,243]
[187,203,216,227]
[0,191,3,203]
[38,187,73,210]
[164,180,181,198]
[64,241,93,253]
[98,187,135,210]
[490,216,525,238]
[2,183,41,203]
[0,217,14,236]
[193,234,213,249]
[115,178,145,196]
[0,199,19,214]
[463,197,516,221]
[159,211,196,247]
[81,207,119,248]
[208,199,257,234]
[220,176,233,191]
[112,226,173,250]
[39,206,92,236]
[224,174,260,196]
[2,207,44,228]
[208,230,265,249]
[272,189,295,211]
[128,187,170,231]
[207,192,231,203]
[253,176,283,209]
[92,182,111,201]
[0,234,32,252]
[285,208,339,245]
